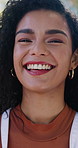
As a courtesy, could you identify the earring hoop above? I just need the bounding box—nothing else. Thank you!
[11,68,16,77]
[69,69,74,79]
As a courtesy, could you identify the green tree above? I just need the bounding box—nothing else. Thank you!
[74,0,78,8]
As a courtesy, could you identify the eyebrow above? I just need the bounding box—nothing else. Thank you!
[15,29,34,36]
[45,29,68,38]
[15,28,68,38]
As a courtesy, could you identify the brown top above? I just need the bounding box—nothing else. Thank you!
[0,104,76,148]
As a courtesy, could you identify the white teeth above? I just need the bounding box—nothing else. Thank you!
[43,65,46,69]
[27,64,52,70]
[38,64,42,69]
[33,64,38,69]
[27,64,34,69]
[45,65,51,70]
[47,66,51,70]
[27,64,32,69]
[31,64,34,69]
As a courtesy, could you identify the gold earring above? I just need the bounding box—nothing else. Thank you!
[69,69,74,79]
[11,68,16,77]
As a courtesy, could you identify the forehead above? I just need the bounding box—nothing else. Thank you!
[16,10,71,38]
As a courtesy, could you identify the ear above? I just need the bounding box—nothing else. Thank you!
[70,48,78,70]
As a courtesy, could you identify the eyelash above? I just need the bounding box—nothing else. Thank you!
[18,38,63,45]
[47,39,63,44]
[18,38,32,43]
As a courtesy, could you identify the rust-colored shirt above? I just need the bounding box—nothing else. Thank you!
[0,105,75,148]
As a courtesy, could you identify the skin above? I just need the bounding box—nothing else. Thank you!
[13,10,77,124]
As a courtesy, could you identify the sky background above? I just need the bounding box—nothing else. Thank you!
[0,0,78,15]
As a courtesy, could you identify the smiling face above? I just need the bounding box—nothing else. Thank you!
[13,10,72,93]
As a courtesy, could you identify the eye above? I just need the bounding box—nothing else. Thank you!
[47,39,63,44]
[18,38,33,43]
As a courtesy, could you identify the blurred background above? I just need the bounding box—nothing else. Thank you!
[0,0,78,15]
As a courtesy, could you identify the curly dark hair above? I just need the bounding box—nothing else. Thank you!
[0,0,78,114]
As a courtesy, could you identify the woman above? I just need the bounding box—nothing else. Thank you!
[0,0,78,147]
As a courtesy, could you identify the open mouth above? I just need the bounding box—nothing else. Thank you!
[23,62,56,76]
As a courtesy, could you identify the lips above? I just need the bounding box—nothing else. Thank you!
[23,61,56,76]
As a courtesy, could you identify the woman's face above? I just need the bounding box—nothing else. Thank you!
[13,10,72,93]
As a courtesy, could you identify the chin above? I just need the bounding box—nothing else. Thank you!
[23,84,49,93]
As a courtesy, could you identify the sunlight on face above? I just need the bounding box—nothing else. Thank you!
[14,10,72,93]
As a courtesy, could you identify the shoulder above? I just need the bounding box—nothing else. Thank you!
[71,112,78,127]
[70,112,78,148]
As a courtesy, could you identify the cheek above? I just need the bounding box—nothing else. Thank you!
[13,45,23,74]
[51,46,72,61]
[14,45,23,59]
[50,47,72,70]
[13,45,27,66]
[13,47,23,84]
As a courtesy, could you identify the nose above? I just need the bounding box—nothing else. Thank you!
[29,42,50,57]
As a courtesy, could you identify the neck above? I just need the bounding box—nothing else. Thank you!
[21,86,65,124]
